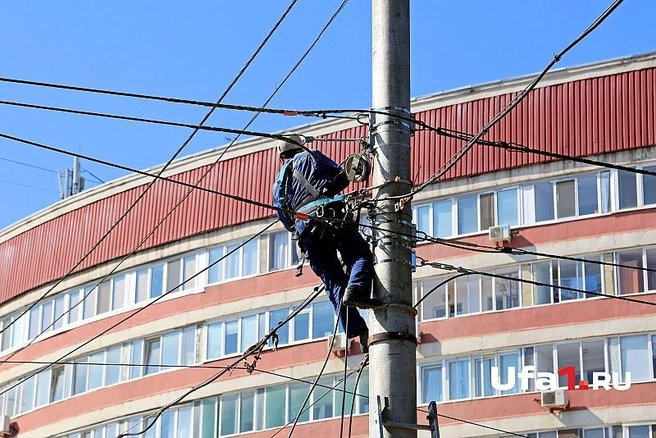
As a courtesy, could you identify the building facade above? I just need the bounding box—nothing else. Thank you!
[0,52,655,438]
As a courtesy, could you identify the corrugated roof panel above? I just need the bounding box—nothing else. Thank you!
[1,65,656,303]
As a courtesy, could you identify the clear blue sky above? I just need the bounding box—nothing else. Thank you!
[0,0,653,231]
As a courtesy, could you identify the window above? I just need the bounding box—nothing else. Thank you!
[269,308,290,345]
[313,377,335,420]
[534,181,554,222]
[312,301,335,338]
[555,180,576,218]
[494,267,520,309]
[618,169,638,209]
[265,386,286,428]
[50,365,65,402]
[434,199,453,237]
[240,391,256,433]
[457,196,477,234]
[474,357,494,397]
[420,277,447,320]
[416,205,430,235]
[578,174,599,215]
[498,352,520,394]
[240,315,257,352]
[73,358,88,395]
[269,232,298,271]
[182,255,198,290]
[106,346,122,385]
[620,335,650,381]
[166,259,182,293]
[497,188,519,226]
[288,383,310,424]
[643,165,656,205]
[293,309,310,342]
[479,193,495,230]
[454,275,481,315]
[447,358,469,400]
[207,323,223,360]
[421,365,442,403]
[617,250,645,294]
[145,339,161,375]
[220,393,238,436]
[225,320,238,355]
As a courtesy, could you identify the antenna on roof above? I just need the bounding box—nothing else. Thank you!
[58,156,85,199]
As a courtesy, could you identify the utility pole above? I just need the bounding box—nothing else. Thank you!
[369,1,416,438]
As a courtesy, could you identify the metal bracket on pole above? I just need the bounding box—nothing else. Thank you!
[376,396,440,438]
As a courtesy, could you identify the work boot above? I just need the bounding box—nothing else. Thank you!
[343,285,381,309]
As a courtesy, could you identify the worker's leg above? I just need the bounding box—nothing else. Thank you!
[304,231,368,338]
[337,225,376,307]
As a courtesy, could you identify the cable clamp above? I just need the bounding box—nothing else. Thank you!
[368,331,417,346]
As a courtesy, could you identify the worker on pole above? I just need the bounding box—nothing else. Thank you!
[271,134,379,352]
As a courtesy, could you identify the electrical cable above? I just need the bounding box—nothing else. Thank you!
[416,124,656,179]
[409,0,624,198]
[0,0,300,342]
[414,273,469,309]
[0,220,278,399]
[287,300,343,438]
[416,407,530,438]
[346,356,367,438]
[339,308,350,438]
[0,0,353,366]
[0,156,57,174]
[418,258,656,307]
[119,281,326,437]
[0,0,303,347]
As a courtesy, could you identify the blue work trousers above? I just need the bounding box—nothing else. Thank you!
[300,221,372,338]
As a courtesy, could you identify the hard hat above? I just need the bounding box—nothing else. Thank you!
[276,133,305,159]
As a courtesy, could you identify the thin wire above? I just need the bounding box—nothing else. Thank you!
[0,76,363,120]
[120,282,325,437]
[0,155,58,173]
[287,302,343,438]
[346,357,367,438]
[414,273,469,309]
[0,0,299,340]
[0,98,331,144]
[0,0,350,357]
[416,407,530,438]
[267,368,363,438]
[411,0,624,197]
[417,124,656,179]
[0,178,57,193]
[81,168,104,183]
[0,221,278,398]
[339,308,350,438]
[420,259,656,307]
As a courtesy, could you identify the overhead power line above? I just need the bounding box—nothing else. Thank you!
[416,407,530,438]
[0,0,300,343]
[0,221,278,399]
[410,0,625,197]
[418,258,656,308]
[0,156,57,174]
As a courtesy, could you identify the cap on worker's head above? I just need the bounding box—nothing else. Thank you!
[276,133,305,159]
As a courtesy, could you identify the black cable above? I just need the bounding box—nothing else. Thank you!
[0,155,58,173]
[0,76,363,120]
[420,259,656,307]
[0,221,278,399]
[339,308,349,438]
[0,0,298,341]
[266,368,363,438]
[417,124,656,179]
[346,356,367,438]
[287,300,343,438]
[416,407,530,438]
[414,273,469,309]
[119,282,325,437]
[411,0,624,197]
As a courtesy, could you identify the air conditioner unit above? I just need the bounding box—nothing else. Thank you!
[0,415,10,436]
[540,389,568,409]
[327,333,347,353]
[489,224,511,243]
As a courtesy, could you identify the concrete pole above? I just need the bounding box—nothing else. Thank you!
[369,1,416,438]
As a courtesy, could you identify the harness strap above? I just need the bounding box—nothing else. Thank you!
[292,168,322,198]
